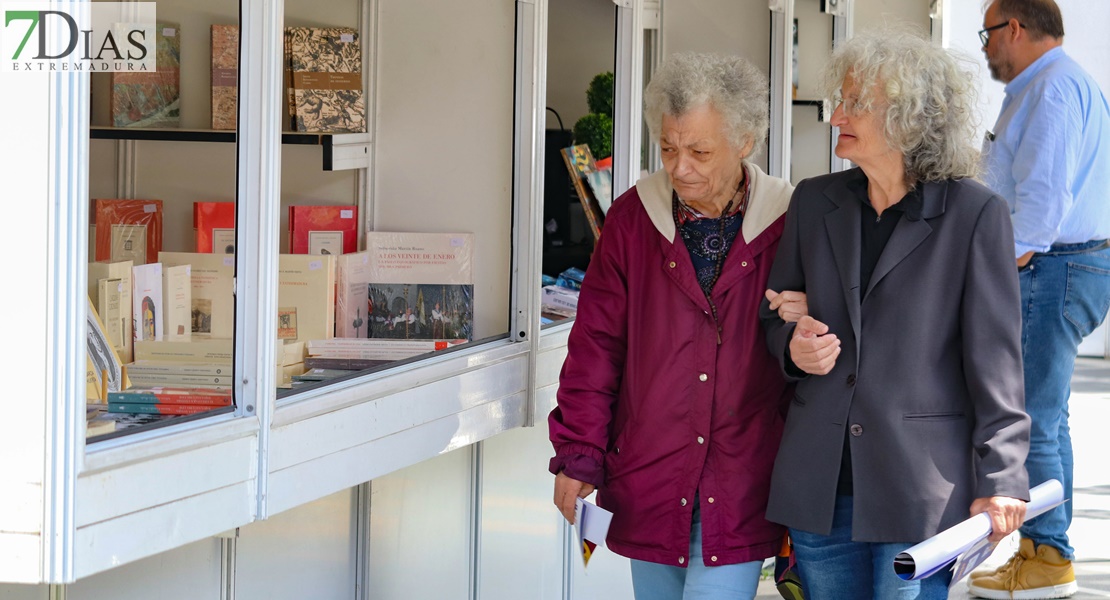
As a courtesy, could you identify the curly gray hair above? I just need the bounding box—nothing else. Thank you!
[823,31,981,183]
[644,52,769,157]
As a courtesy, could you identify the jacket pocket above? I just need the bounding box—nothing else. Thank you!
[903,411,965,422]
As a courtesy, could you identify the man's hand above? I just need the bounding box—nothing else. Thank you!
[1017,251,1035,268]
[971,496,1027,543]
[554,471,596,524]
[788,316,840,375]
[766,289,809,323]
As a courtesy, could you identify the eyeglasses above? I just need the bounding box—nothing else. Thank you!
[979,21,1025,47]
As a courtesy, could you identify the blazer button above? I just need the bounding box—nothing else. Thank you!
[846,374,857,386]
[850,424,864,437]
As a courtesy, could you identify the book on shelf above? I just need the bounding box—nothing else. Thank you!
[287,27,366,133]
[87,298,129,394]
[87,355,102,402]
[278,253,337,343]
[126,371,233,387]
[365,232,474,341]
[109,403,222,416]
[541,285,580,312]
[132,263,164,342]
[108,387,232,406]
[336,251,372,338]
[125,361,232,376]
[211,25,239,130]
[163,264,192,338]
[89,260,135,362]
[94,199,164,265]
[293,368,352,382]
[560,145,605,242]
[193,201,236,254]
[306,338,465,360]
[584,167,614,215]
[159,252,235,338]
[87,407,117,437]
[96,278,125,353]
[111,23,181,127]
[133,337,233,364]
[289,205,358,255]
[303,356,391,371]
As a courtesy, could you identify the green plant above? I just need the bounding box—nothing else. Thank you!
[574,71,615,160]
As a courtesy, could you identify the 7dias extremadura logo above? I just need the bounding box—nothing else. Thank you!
[2,2,155,72]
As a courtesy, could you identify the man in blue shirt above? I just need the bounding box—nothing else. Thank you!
[971,1,1110,598]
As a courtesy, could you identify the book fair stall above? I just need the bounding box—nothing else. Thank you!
[0,0,937,598]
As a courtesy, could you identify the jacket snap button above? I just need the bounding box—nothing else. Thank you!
[669,261,676,268]
[711,556,718,562]
[697,436,704,444]
[850,424,864,437]
[707,497,714,503]
[846,374,857,386]
[680,498,687,506]
[699,373,708,382]
[678,556,685,565]
[741,261,748,267]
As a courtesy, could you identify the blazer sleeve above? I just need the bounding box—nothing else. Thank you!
[548,217,630,487]
[961,193,1032,500]
[760,180,807,381]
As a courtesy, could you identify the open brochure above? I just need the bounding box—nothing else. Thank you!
[892,479,1065,586]
[574,497,613,569]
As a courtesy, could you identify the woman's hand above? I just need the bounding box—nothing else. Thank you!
[554,471,596,524]
[766,289,809,323]
[789,316,840,375]
[971,496,1028,543]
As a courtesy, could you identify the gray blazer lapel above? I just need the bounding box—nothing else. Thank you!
[823,180,862,344]
[862,180,948,301]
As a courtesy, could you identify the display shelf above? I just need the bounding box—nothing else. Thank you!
[89,127,371,171]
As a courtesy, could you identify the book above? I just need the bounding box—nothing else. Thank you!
[87,298,129,394]
[126,372,233,387]
[163,264,192,337]
[94,199,164,265]
[336,251,372,338]
[108,387,232,406]
[87,408,117,437]
[211,25,239,130]
[306,338,464,360]
[89,260,135,362]
[292,368,351,382]
[126,361,232,376]
[109,403,222,415]
[193,201,236,254]
[278,253,336,342]
[87,355,103,402]
[159,252,235,337]
[541,285,580,312]
[287,27,365,133]
[365,232,474,341]
[303,356,391,370]
[284,28,295,129]
[132,263,164,342]
[289,205,358,255]
[584,167,614,215]
[111,23,181,127]
[97,278,125,352]
[560,145,605,242]
[133,338,233,363]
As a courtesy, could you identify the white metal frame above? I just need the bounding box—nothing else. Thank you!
[830,0,853,173]
[768,0,794,180]
[613,0,644,196]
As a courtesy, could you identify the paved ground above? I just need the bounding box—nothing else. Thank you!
[756,357,1110,599]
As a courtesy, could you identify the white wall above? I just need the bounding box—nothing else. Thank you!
[546,0,617,132]
[854,0,930,36]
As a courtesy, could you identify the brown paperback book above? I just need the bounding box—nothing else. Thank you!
[211,25,239,130]
[111,22,181,127]
[288,27,365,133]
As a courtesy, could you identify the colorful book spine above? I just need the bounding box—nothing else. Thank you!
[211,25,239,130]
[108,388,232,406]
[108,403,224,415]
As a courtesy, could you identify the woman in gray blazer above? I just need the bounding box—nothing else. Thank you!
[759,32,1031,599]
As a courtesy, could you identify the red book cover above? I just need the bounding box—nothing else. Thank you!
[108,403,225,415]
[194,202,236,253]
[94,199,164,265]
[108,387,233,406]
[289,205,359,254]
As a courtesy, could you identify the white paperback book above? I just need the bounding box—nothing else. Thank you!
[132,262,164,342]
[162,264,192,338]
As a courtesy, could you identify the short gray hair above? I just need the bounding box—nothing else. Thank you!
[644,52,769,157]
[823,30,981,183]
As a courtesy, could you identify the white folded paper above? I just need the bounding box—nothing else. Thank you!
[893,479,1065,583]
[574,497,614,568]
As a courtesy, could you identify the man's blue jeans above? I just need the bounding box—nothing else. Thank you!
[789,495,951,600]
[1018,240,1110,559]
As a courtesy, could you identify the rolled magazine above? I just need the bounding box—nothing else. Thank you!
[892,479,1065,582]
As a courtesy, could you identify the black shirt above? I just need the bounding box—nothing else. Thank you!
[837,171,923,495]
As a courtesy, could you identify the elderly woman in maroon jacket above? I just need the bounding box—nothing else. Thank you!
[548,52,797,600]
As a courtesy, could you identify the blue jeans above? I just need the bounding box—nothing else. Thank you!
[629,499,762,600]
[789,495,951,600]
[1018,241,1110,559]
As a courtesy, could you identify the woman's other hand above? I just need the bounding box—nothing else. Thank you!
[789,316,840,375]
[971,496,1028,543]
[554,471,597,524]
[766,289,808,323]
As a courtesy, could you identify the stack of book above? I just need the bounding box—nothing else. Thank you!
[107,387,232,415]
[304,338,464,370]
[125,361,233,389]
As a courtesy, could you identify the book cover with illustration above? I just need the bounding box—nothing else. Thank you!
[288,27,365,133]
[162,264,192,337]
[211,25,239,130]
[289,205,358,255]
[111,22,181,127]
[365,232,474,341]
[159,252,235,338]
[336,251,372,338]
[278,253,336,343]
[560,145,604,242]
[194,201,236,253]
[132,263,163,342]
[94,199,164,265]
